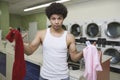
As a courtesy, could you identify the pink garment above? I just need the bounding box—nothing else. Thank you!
[83,45,102,80]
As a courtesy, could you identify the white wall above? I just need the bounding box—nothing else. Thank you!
[64,0,120,24]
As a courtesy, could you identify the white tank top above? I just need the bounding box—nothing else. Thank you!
[40,28,68,80]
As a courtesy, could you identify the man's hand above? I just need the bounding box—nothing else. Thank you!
[93,41,96,46]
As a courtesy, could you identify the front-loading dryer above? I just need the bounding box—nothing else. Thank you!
[69,23,82,39]
[101,45,120,72]
[83,20,102,42]
[101,19,120,41]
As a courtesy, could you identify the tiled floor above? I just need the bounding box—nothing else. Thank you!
[110,71,120,80]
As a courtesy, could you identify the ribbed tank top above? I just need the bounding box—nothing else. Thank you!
[40,28,68,80]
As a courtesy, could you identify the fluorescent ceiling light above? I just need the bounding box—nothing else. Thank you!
[24,0,70,12]
[56,0,70,3]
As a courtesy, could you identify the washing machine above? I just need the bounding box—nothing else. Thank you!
[101,19,120,41]
[69,23,83,39]
[83,20,102,43]
[100,45,120,72]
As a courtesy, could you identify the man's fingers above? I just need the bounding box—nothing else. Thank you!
[93,42,96,46]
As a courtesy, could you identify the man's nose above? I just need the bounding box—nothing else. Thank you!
[55,19,59,23]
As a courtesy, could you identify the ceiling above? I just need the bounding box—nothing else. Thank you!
[0,0,91,16]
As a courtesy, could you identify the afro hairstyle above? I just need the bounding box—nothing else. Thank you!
[45,3,68,19]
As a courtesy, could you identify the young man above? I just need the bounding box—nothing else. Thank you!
[24,3,83,80]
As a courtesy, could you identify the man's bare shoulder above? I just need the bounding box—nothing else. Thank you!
[67,32,75,40]
[67,32,75,43]
[37,29,47,37]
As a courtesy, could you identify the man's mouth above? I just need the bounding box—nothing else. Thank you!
[54,25,59,28]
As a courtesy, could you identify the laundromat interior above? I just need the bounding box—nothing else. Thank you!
[0,0,120,80]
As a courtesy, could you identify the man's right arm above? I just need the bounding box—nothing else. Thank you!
[24,31,41,55]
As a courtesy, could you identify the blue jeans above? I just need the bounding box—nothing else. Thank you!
[39,75,70,80]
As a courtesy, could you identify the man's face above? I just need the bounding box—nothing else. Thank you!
[50,14,64,30]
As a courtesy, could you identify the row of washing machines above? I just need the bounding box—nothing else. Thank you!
[65,19,120,72]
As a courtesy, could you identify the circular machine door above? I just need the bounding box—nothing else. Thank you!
[106,22,120,38]
[86,23,100,38]
[104,48,120,64]
[70,24,82,37]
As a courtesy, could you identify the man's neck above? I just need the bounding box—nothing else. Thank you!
[50,27,65,37]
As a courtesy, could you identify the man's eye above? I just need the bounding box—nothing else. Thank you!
[58,18,62,20]
[51,18,55,20]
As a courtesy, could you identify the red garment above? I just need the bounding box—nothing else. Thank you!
[6,29,26,80]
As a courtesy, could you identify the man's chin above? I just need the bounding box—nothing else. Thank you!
[54,26,59,30]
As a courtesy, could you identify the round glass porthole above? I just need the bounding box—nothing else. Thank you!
[86,23,100,37]
[104,48,120,64]
[106,22,120,38]
[70,24,81,37]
